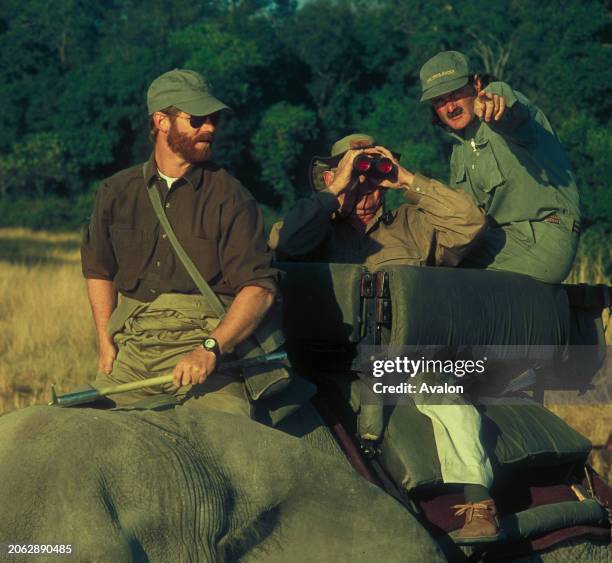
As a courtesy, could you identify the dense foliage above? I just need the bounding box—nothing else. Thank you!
[0,0,610,252]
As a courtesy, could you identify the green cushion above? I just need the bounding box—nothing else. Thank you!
[341,379,591,492]
[278,262,364,372]
[384,400,591,492]
[383,265,571,348]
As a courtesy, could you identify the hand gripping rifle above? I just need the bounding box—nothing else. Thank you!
[49,351,288,407]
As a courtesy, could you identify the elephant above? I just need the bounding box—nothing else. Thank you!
[0,403,609,562]
[0,403,445,562]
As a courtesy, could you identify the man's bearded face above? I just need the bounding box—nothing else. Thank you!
[167,118,213,163]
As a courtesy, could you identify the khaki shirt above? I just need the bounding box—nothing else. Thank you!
[269,174,485,269]
[82,155,279,301]
[448,82,581,226]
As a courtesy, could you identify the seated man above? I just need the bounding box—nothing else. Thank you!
[82,69,287,417]
[269,133,500,543]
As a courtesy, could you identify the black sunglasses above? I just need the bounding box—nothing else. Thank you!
[173,112,220,129]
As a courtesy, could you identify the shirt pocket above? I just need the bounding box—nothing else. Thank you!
[506,220,535,249]
[474,140,505,194]
[454,162,467,185]
[181,235,222,284]
[109,226,150,290]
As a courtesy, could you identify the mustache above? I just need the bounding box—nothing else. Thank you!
[446,107,463,119]
[195,133,214,142]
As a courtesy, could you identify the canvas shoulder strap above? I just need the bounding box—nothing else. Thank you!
[144,175,226,319]
[141,165,291,402]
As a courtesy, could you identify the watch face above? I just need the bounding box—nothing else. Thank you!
[203,338,217,350]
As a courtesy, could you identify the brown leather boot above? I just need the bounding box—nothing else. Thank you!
[450,499,501,544]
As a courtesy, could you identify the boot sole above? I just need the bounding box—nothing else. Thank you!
[449,530,503,545]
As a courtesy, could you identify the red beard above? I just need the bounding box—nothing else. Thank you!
[167,122,213,163]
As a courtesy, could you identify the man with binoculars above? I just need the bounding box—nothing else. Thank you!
[269,133,485,269]
[269,134,500,543]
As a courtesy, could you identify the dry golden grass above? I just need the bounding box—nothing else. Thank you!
[0,228,97,411]
[0,227,609,482]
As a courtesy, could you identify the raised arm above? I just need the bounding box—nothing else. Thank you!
[406,175,486,267]
[373,146,486,267]
[476,81,534,146]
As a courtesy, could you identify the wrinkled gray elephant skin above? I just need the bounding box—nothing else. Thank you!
[0,406,444,562]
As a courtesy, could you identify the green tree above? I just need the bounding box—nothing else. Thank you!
[252,102,318,209]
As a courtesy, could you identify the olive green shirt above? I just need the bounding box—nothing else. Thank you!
[448,82,581,226]
[269,174,486,268]
[81,156,279,301]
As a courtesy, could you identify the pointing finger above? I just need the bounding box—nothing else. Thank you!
[494,96,506,121]
[485,97,494,122]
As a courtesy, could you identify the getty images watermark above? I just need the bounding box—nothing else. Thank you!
[370,355,487,395]
[357,344,610,405]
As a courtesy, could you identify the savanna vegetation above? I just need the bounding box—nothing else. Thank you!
[0,0,610,275]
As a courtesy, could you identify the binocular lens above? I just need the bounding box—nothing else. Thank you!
[354,155,372,172]
[376,158,393,174]
[353,155,394,176]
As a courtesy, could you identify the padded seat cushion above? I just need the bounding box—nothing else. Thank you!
[340,378,591,492]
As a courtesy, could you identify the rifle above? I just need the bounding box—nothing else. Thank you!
[49,351,288,407]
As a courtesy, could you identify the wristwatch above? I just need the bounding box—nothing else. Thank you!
[202,337,221,358]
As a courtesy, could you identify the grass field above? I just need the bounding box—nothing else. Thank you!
[0,227,609,482]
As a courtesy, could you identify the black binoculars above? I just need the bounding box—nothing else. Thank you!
[353,154,394,177]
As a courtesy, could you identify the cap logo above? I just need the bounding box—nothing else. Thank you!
[427,69,456,83]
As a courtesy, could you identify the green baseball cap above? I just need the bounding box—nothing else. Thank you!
[309,133,399,191]
[419,51,470,102]
[146,69,230,116]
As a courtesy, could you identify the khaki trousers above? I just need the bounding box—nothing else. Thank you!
[92,294,251,418]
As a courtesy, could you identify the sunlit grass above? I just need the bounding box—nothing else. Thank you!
[0,229,97,411]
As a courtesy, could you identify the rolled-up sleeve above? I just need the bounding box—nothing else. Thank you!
[406,174,486,267]
[219,198,280,295]
[81,182,117,280]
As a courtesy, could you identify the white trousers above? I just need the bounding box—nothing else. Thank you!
[415,403,494,488]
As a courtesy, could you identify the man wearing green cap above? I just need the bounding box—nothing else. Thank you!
[419,50,581,283]
[269,133,499,543]
[81,69,287,416]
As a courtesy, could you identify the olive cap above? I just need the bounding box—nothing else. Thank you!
[146,69,230,116]
[419,51,470,102]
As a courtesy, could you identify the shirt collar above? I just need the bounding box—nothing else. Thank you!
[444,119,485,145]
[143,153,207,191]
